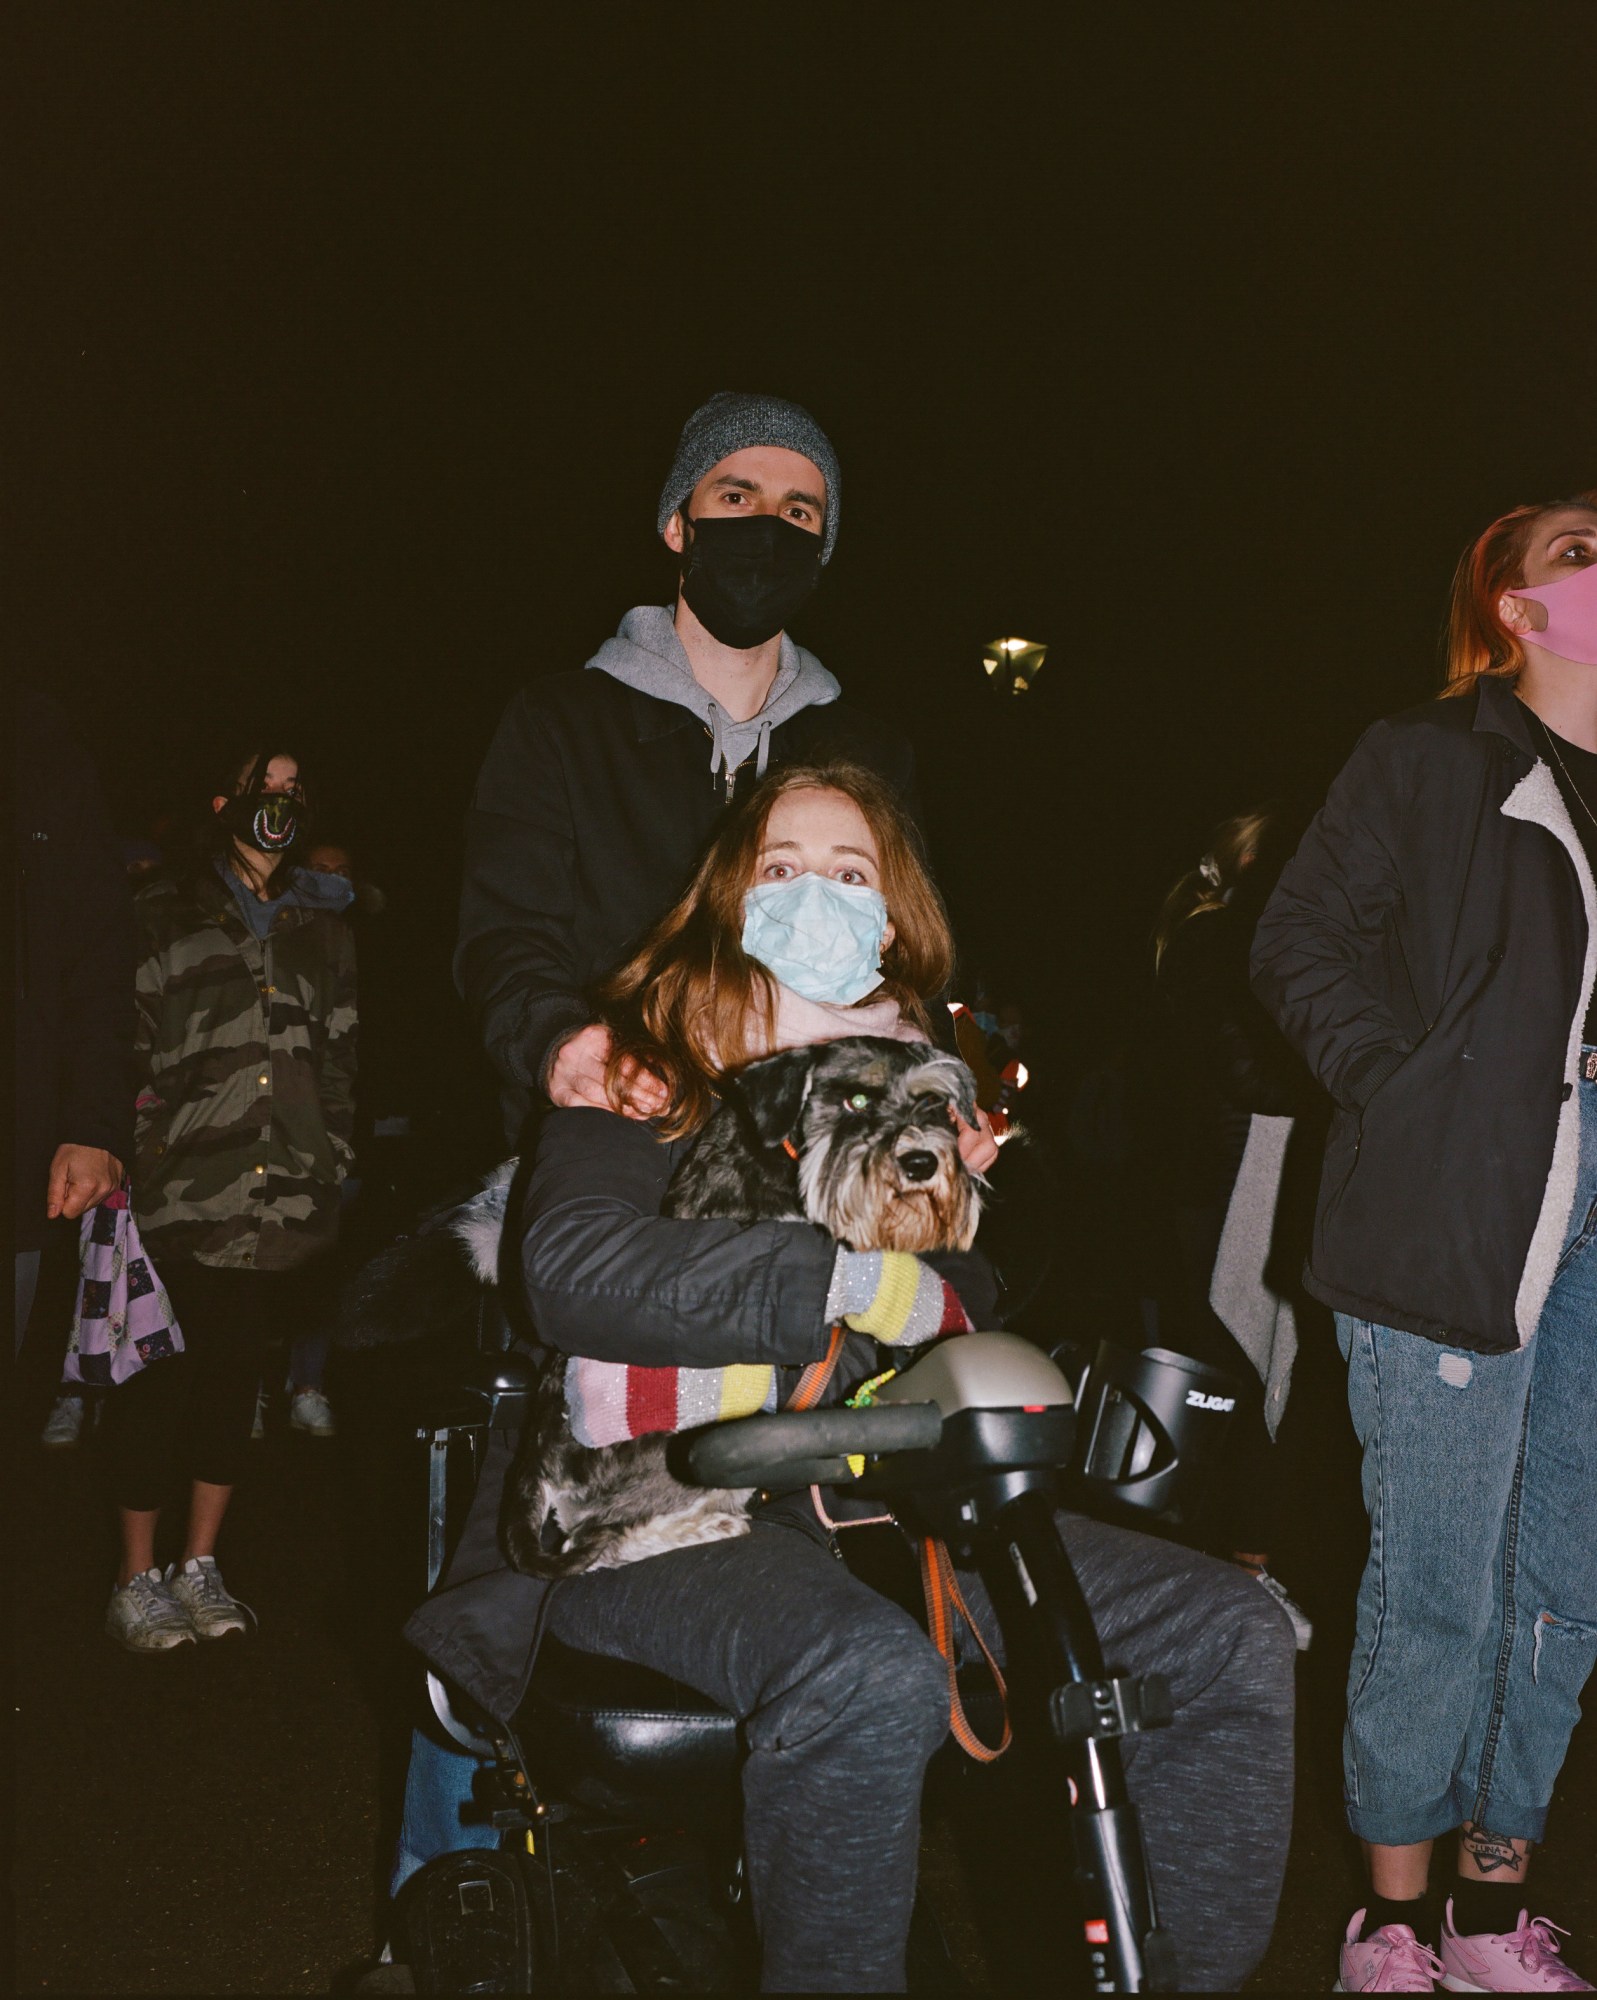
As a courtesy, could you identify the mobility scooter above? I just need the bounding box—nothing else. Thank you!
[385,1318,1240,1995]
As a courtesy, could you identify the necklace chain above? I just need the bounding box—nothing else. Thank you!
[1532,712,1597,838]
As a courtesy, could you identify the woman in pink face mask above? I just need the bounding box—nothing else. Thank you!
[1252,489,1597,1994]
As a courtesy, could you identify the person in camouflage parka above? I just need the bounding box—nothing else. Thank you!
[102,746,358,1654]
[132,863,357,1270]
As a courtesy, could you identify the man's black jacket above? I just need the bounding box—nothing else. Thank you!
[14,689,136,1251]
[456,668,916,1137]
[1251,678,1595,1352]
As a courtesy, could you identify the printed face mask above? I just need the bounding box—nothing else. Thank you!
[742,873,889,1007]
[680,513,823,650]
[224,790,310,856]
[1506,559,1597,668]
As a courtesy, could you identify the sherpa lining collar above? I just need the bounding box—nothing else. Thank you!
[1501,755,1597,1344]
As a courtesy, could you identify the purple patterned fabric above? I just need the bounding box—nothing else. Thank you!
[63,1188,185,1386]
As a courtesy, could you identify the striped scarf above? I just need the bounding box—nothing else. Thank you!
[566,1356,779,1448]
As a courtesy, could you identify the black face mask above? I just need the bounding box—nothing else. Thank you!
[223,790,311,856]
[679,513,823,650]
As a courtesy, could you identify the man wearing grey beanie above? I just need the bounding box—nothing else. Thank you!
[457,391,960,1141]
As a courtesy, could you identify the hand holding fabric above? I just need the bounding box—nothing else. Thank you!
[46,1144,124,1221]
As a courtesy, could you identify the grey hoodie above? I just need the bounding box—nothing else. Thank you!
[585,604,840,786]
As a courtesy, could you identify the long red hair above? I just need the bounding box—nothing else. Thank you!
[1441,488,1597,698]
[599,762,954,1138]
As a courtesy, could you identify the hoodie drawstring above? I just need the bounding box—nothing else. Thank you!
[707,703,774,796]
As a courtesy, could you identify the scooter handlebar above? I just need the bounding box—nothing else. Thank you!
[683,1402,943,1487]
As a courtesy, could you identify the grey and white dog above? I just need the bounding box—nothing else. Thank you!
[452,1037,983,1579]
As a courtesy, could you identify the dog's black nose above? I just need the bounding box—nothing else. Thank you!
[897,1150,938,1183]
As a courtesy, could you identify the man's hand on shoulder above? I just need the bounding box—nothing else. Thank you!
[47,1145,124,1220]
[546,1024,670,1120]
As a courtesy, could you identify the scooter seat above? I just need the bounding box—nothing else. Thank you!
[512,1636,741,1820]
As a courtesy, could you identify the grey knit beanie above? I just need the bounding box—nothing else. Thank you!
[657,391,841,563]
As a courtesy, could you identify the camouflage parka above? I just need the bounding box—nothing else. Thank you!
[131,865,358,1271]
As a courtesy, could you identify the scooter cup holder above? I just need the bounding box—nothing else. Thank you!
[1064,1341,1242,1521]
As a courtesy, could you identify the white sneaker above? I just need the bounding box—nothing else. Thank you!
[107,1568,196,1652]
[165,1557,255,1640]
[1252,1568,1314,1651]
[251,1392,267,1440]
[289,1387,336,1438]
[41,1395,87,1447]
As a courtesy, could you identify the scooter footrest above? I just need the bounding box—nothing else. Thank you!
[1050,1671,1173,1744]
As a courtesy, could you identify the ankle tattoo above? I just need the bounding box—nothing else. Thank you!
[1461,1824,1526,1876]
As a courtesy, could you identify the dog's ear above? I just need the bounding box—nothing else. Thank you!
[732,1047,820,1148]
[911,1049,978,1128]
[948,1059,979,1129]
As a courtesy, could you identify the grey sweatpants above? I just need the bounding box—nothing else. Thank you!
[544,1497,1295,1992]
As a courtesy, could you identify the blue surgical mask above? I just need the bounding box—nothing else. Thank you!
[741,873,890,1007]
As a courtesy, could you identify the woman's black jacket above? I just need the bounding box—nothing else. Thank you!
[404,1107,998,1725]
[1250,678,1595,1352]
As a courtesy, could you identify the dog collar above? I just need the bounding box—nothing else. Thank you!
[781,1137,799,1161]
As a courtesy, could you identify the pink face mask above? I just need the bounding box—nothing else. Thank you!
[1505,559,1597,667]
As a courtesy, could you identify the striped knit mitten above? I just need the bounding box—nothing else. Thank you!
[825,1250,974,1348]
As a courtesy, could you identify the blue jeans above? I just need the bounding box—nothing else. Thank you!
[392,1724,493,1895]
[1335,1055,1597,1845]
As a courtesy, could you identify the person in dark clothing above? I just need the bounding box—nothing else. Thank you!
[402,765,1296,1994]
[13,687,135,1353]
[455,390,996,1171]
[1251,490,1597,1994]
[1152,808,1324,1648]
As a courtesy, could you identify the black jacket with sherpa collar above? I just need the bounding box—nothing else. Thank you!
[456,639,917,1141]
[1251,677,1596,1353]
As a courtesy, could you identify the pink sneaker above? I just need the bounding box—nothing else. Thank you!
[1439,1901,1592,1992]
[1338,1911,1446,1991]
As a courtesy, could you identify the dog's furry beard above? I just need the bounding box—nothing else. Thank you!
[501,1038,983,1580]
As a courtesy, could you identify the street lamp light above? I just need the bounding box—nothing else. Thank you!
[980,635,1047,694]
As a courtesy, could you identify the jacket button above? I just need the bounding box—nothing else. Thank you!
[1488,944,1507,964]
[257,1073,269,1087]
[254,1164,266,1176]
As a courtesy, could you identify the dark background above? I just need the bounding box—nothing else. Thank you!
[14,2,1595,1144]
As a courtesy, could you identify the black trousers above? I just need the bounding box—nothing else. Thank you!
[102,1259,320,1507]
